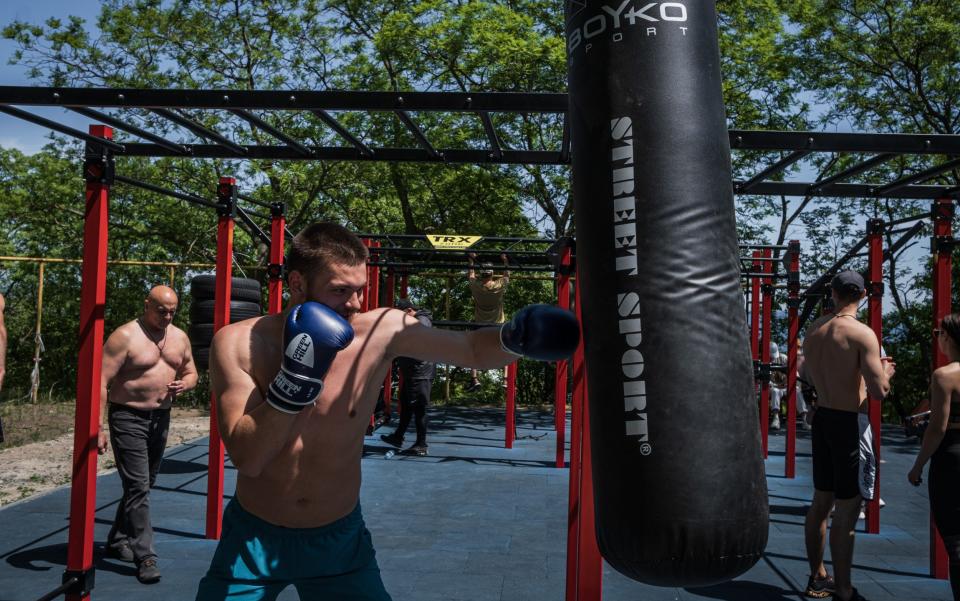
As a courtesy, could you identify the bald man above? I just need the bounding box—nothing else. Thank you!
[99,285,198,583]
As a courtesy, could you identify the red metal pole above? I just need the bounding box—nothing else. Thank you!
[865,218,883,534]
[66,125,113,601]
[368,241,381,431]
[361,238,371,312]
[206,177,236,540]
[565,272,601,601]
[505,361,517,449]
[785,241,801,479]
[555,244,573,468]
[400,273,409,299]
[750,251,761,361]
[760,249,773,459]
[383,269,396,418]
[267,203,286,315]
[930,198,953,578]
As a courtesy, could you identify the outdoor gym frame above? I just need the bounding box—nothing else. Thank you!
[0,84,958,600]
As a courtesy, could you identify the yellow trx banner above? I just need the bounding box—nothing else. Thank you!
[425,235,482,250]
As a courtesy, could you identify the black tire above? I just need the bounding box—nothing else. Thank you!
[192,346,210,371]
[190,275,262,303]
[191,300,262,323]
[188,324,215,347]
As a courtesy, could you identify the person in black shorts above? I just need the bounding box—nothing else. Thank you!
[908,313,960,600]
[801,271,895,601]
[380,298,436,456]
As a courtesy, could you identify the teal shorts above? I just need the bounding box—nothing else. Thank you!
[196,499,392,601]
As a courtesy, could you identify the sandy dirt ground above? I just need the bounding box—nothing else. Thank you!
[0,409,210,507]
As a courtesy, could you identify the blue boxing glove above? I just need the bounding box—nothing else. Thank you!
[500,304,580,361]
[266,302,354,414]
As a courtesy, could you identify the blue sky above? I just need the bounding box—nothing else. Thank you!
[0,0,103,153]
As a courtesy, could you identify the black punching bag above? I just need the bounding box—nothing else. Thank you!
[565,1,768,586]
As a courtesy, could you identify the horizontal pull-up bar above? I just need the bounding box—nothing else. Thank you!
[0,86,569,112]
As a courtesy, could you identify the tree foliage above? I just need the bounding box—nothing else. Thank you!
[1,0,957,415]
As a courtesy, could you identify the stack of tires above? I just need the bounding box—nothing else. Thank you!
[189,275,263,370]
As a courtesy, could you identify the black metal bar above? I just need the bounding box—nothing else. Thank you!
[286,225,295,239]
[874,157,960,197]
[885,212,929,227]
[375,246,547,258]
[884,221,925,261]
[740,271,790,279]
[229,109,313,157]
[35,577,79,601]
[311,110,374,156]
[809,153,898,192]
[944,185,960,197]
[0,86,569,112]
[236,206,272,246]
[730,130,960,155]
[737,150,811,193]
[118,143,563,165]
[240,207,271,221]
[739,244,790,250]
[358,233,555,244]
[394,110,440,159]
[367,260,554,272]
[237,193,275,210]
[114,174,219,209]
[431,320,497,330]
[0,105,125,151]
[733,180,952,200]
[479,111,502,160]
[151,108,247,155]
[68,107,189,154]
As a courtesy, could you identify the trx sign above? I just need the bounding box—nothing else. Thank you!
[426,235,483,250]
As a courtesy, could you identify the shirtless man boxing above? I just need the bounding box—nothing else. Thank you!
[195,223,579,600]
[99,285,198,583]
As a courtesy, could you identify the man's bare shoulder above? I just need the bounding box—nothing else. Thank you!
[932,363,960,386]
[354,307,404,332]
[107,320,138,342]
[212,314,277,360]
[804,314,832,338]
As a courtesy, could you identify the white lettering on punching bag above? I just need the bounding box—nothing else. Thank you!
[610,120,650,452]
[617,291,649,446]
[610,117,638,275]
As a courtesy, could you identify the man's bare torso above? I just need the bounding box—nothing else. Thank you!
[233,310,394,528]
[109,320,191,410]
[803,313,869,413]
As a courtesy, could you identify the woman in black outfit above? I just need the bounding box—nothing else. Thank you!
[909,313,960,600]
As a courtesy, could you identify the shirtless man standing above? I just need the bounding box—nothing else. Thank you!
[801,270,895,601]
[195,223,579,600]
[99,285,198,583]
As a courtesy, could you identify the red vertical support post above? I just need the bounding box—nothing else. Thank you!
[267,202,286,315]
[750,251,761,361]
[66,126,113,601]
[206,177,236,540]
[760,249,773,459]
[785,241,801,479]
[865,218,884,534]
[554,242,573,468]
[361,238,371,312]
[400,273,409,299]
[930,198,953,578]
[368,241,380,431]
[565,273,601,601]
[383,269,396,418]
[505,362,517,448]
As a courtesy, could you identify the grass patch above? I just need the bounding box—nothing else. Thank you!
[0,401,77,450]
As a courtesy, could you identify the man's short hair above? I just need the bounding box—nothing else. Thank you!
[479,263,495,277]
[830,270,865,304]
[395,298,415,311]
[286,223,368,279]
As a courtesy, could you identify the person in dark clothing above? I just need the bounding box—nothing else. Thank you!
[380,298,436,456]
